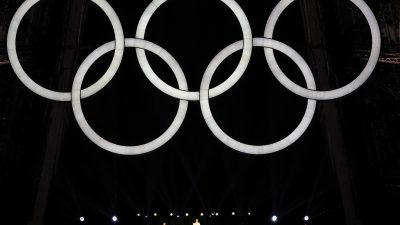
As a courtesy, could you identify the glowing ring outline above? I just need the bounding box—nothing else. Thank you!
[6,0,381,154]
[135,0,252,101]
[264,0,381,100]
[7,0,125,101]
[71,38,188,155]
[200,38,317,155]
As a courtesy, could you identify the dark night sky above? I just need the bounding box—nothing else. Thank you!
[1,0,399,225]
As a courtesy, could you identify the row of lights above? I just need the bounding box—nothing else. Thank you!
[79,215,310,223]
[80,216,118,223]
[137,212,251,217]
[271,215,309,223]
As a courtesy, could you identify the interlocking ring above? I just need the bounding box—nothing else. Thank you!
[7,0,381,155]
[71,39,188,155]
[135,0,252,101]
[200,38,316,154]
[264,0,381,100]
[7,0,124,101]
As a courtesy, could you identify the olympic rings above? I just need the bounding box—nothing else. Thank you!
[200,38,316,155]
[135,0,252,101]
[6,0,381,155]
[7,0,124,101]
[264,0,381,100]
[71,38,188,155]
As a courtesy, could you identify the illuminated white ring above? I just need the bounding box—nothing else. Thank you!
[7,0,124,101]
[264,0,381,100]
[71,38,189,155]
[200,38,317,155]
[135,0,252,101]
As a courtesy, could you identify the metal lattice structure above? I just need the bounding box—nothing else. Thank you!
[356,50,400,64]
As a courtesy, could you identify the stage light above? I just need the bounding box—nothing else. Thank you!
[137,213,141,217]
[304,216,309,221]
[271,215,278,223]
[112,216,118,222]
[200,213,204,216]
[170,213,174,216]
[80,217,84,222]
[177,215,180,218]
[154,213,157,216]
[215,212,219,216]
[232,212,235,216]
[248,212,251,216]
[185,213,189,217]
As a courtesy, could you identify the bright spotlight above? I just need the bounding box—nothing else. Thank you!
[79,217,85,222]
[170,213,174,216]
[200,213,204,216]
[154,213,157,217]
[177,215,180,218]
[112,216,118,222]
[185,213,189,217]
[215,212,219,216]
[271,215,278,223]
[304,216,309,221]
[137,213,141,217]
[248,212,251,216]
[232,212,235,216]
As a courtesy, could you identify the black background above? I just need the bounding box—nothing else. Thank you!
[1,0,399,225]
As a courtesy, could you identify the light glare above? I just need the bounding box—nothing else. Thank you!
[112,216,118,222]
